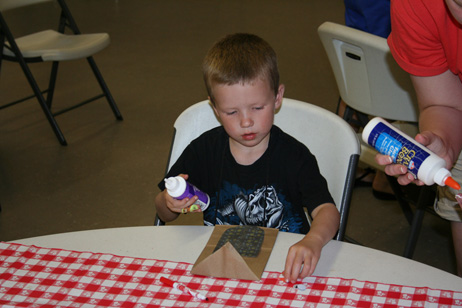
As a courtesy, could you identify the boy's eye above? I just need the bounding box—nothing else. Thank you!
[225,111,236,115]
[253,106,263,110]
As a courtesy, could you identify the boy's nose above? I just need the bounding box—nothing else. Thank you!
[240,115,253,128]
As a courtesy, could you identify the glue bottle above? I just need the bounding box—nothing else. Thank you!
[164,176,210,212]
[362,117,461,190]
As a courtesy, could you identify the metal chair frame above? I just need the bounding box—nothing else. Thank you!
[0,0,123,145]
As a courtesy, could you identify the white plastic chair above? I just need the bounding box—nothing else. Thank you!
[155,98,361,242]
[0,0,123,145]
[317,22,420,167]
[318,21,436,258]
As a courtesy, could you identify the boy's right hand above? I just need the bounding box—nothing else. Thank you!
[164,190,199,213]
[164,174,199,214]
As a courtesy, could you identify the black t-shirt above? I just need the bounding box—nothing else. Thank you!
[158,125,334,234]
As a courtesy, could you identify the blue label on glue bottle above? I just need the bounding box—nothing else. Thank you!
[368,122,429,179]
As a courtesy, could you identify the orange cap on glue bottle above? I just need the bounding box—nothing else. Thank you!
[444,176,461,190]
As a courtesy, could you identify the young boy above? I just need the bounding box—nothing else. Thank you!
[155,33,340,283]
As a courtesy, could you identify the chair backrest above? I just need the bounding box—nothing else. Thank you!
[0,0,52,11]
[318,21,419,122]
[164,98,360,240]
[166,101,221,173]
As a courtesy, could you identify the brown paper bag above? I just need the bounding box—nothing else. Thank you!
[191,225,278,281]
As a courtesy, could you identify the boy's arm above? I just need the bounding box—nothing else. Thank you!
[154,190,181,222]
[283,203,340,283]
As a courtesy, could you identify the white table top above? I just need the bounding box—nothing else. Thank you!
[12,225,462,292]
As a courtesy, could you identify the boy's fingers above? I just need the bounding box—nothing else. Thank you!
[283,251,300,283]
[289,265,301,283]
[301,257,317,278]
[283,257,293,282]
[179,196,200,214]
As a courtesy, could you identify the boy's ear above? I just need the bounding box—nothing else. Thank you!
[209,96,220,118]
[275,84,285,110]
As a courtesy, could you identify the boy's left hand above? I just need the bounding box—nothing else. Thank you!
[283,235,323,283]
[281,203,339,283]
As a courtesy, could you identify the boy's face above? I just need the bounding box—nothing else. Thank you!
[211,78,284,157]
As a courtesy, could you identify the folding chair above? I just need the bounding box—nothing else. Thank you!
[0,0,123,145]
[318,21,437,258]
[155,98,361,242]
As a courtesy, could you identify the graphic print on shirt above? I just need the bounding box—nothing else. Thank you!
[204,181,304,233]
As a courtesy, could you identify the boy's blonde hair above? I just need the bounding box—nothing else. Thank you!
[202,33,279,104]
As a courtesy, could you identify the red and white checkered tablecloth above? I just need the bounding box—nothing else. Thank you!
[0,242,461,308]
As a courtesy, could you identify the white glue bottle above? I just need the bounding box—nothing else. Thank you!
[362,117,461,190]
[164,176,210,212]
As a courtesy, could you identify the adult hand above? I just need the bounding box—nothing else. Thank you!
[456,194,462,209]
[414,131,454,169]
[375,130,452,186]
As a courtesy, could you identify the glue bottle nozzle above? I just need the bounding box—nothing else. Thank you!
[444,176,461,190]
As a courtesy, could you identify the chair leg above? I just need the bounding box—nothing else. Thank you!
[154,214,165,226]
[340,103,370,128]
[86,56,123,120]
[387,174,436,259]
[1,14,67,145]
[17,56,67,145]
[403,186,435,258]
[387,175,414,224]
[46,61,60,109]
[403,206,425,258]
